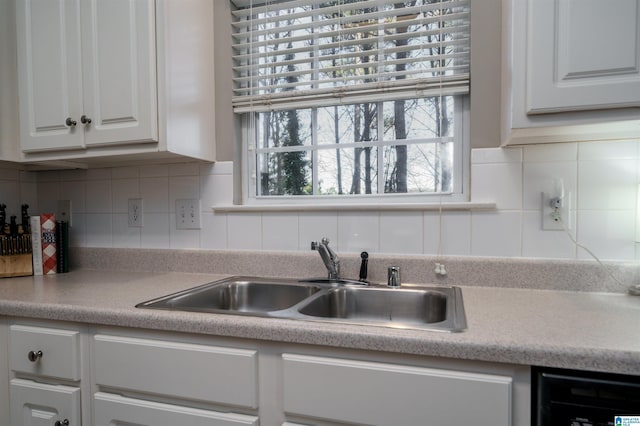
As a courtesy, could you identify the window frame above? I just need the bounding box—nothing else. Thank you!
[240,95,469,206]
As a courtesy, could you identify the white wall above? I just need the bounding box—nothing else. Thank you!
[2,140,630,262]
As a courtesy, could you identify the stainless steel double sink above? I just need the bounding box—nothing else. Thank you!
[136,277,467,332]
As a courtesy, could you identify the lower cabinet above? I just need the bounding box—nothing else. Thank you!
[92,333,258,408]
[283,354,512,426]
[2,319,531,425]
[93,392,258,426]
[10,378,80,426]
[92,332,259,425]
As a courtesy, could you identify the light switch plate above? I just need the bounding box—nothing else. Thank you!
[176,199,201,229]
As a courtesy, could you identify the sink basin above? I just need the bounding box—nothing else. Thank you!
[136,278,321,313]
[297,287,448,324]
[136,276,466,332]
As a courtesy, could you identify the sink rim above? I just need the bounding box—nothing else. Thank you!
[136,276,467,333]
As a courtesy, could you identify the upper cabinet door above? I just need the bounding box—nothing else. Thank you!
[80,0,158,147]
[527,0,640,114]
[16,0,85,152]
[16,0,158,154]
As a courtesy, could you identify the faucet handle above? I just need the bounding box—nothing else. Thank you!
[359,251,369,282]
[311,238,331,251]
[387,266,401,287]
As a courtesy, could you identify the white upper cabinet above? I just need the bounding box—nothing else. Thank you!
[80,0,157,148]
[14,0,216,165]
[502,0,640,145]
[527,0,640,114]
[17,0,156,153]
[0,0,20,162]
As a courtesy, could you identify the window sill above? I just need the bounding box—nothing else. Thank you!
[212,202,496,213]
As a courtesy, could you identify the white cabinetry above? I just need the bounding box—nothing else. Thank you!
[2,319,531,425]
[0,0,19,162]
[8,323,85,426]
[16,0,156,153]
[502,0,640,145]
[94,392,258,426]
[92,332,259,425]
[283,353,512,426]
[15,0,216,166]
[10,379,80,426]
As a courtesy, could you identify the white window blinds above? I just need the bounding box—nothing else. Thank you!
[231,0,470,113]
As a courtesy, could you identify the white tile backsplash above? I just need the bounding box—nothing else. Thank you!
[424,211,471,256]
[169,176,200,211]
[12,141,639,263]
[85,213,112,247]
[471,146,522,164]
[200,211,228,250]
[579,140,638,160]
[577,210,636,261]
[579,158,638,211]
[337,212,380,253]
[111,178,139,213]
[141,213,170,249]
[471,211,522,257]
[521,211,576,259]
[471,162,522,209]
[169,216,201,249]
[262,213,299,250]
[140,177,169,213]
[523,142,577,163]
[85,180,112,213]
[379,212,423,254]
[227,212,262,250]
[112,213,141,248]
[299,212,338,249]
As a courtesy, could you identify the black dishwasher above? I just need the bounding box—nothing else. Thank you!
[533,367,640,426]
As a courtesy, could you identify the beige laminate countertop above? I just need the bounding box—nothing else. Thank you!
[0,269,638,375]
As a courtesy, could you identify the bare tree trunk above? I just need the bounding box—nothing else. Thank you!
[334,108,342,194]
[350,104,362,194]
[394,100,408,193]
[439,97,452,192]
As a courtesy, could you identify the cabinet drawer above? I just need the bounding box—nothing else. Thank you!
[9,324,81,380]
[283,354,512,426]
[93,334,258,408]
[10,378,81,426]
[94,392,258,426]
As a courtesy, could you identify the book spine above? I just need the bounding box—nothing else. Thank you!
[30,216,43,276]
[40,213,56,275]
[56,221,69,273]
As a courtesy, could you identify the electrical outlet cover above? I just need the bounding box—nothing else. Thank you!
[175,199,201,229]
[128,198,143,227]
[541,192,571,230]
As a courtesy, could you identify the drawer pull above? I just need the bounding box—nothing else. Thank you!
[55,420,69,426]
[27,350,43,362]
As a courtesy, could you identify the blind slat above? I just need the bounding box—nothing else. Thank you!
[233,77,469,113]
[232,0,471,112]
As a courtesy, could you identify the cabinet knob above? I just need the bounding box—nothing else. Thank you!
[55,420,69,426]
[65,117,77,127]
[80,115,92,124]
[27,350,43,362]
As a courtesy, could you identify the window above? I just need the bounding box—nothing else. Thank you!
[232,0,470,203]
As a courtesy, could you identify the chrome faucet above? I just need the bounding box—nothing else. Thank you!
[311,238,340,280]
